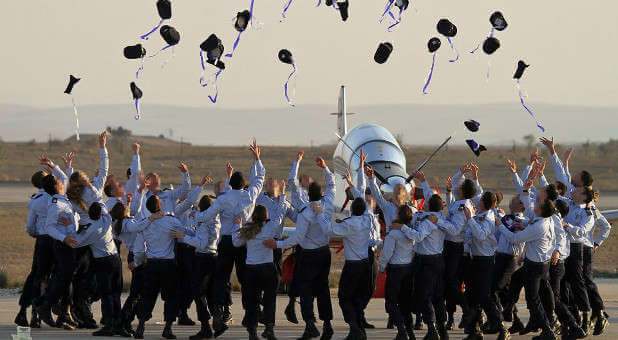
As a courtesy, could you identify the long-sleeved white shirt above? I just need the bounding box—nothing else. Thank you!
[72,210,118,258]
[25,189,50,236]
[287,160,310,210]
[136,171,191,219]
[466,210,498,257]
[45,194,79,242]
[499,216,555,263]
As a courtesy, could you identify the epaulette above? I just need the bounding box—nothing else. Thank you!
[78,223,91,233]
[52,198,58,203]
[166,213,175,217]
[585,209,593,216]
[458,204,465,211]
[299,206,307,213]
[477,216,486,222]
[339,216,352,223]
[162,188,171,191]
[31,194,42,200]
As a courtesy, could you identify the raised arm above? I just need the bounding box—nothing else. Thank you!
[124,142,142,195]
[318,157,336,212]
[25,202,38,237]
[168,162,192,202]
[91,132,109,192]
[413,171,435,202]
[275,213,310,249]
[498,218,546,244]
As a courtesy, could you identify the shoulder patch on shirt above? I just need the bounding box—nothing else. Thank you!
[298,206,307,213]
[162,188,171,191]
[458,204,465,211]
[52,198,58,203]
[78,223,91,233]
[477,216,486,222]
[31,194,42,200]
[166,213,175,217]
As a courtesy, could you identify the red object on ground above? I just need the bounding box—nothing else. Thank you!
[281,255,296,284]
[373,271,387,298]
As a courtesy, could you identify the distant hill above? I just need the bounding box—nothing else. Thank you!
[0,102,616,146]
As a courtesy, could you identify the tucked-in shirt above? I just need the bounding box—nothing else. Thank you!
[378,229,413,271]
[466,210,498,257]
[25,189,50,236]
[345,168,382,248]
[133,215,184,263]
[136,171,191,219]
[496,212,527,256]
[401,211,457,255]
[317,214,373,261]
[72,209,118,258]
[551,213,570,260]
[45,194,79,242]
[499,217,555,262]
[445,199,475,243]
[276,167,336,250]
[563,200,595,246]
[194,161,265,236]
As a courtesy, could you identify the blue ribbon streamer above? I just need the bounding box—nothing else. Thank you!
[446,37,459,63]
[208,69,222,103]
[517,80,545,132]
[316,0,321,6]
[470,28,494,54]
[135,57,145,79]
[71,96,80,140]
[199,51,223,103]
[249,0,255,27]
[379,0,394,23]
[386,7,403,31]
[284,62,297,107]
[225,31,243,58]
[134,99,141,120]
[148,44,174,59]
[140,19,164,40]
[422,53,436,95]
[282,0,294,19]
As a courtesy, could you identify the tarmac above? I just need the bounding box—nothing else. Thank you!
[1,279,618,339]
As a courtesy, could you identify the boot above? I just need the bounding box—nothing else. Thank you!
[92,324,114,336]
[423,323,439,340]
[519,321,541,335]
[113,318,132,337]
[593,310,609,335]
[122,320,135,337]
[320,320,334,340]
[445,313,454,330]
[30,309,41,328]
[405,322,416,340]
[437,322,449,340]
[262,323,278,340]
[248,326,259,340]
[133,320,145,339]
[496,324,510,340]
[297,321,320,339]
[361,316,375,329]
[212,305,229,338]
[36,302,56,327]
[285,298,299,324]
[178,309,196,326]
[508,315,524,334]
[415,313,424,330]
[59,311,79,328]
[223,305,233,325]
[162,321,176,339]
[190,322,214,340]
[387,316,394,329]
[394,324,408,340]
[530,328,556,340]
[580,312,591,336]
[14,307,28,327]
[568,325,586,339]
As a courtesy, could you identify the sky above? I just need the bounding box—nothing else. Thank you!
[2,0,618,112]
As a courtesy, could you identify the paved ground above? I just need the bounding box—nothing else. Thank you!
[2,280,618,339]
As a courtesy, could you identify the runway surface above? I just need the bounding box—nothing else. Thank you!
[2,279,618,339]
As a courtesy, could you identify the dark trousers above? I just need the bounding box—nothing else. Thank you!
[469,255,502,325]
[136,259,178,322]
[287,246,302,298]
[583,246,604,313]
[192,252,217,323]
[213,236,247,307]
[175,243,195,311]
[338,259,371,328]
[20,235,55,308]
[549,261,578,327]
[121,257,145,324]
[245,263,279,328]
[72,247,95,322]
[297,246,333,322]
[44,240,76,307]
[384,264,413,327]
[565,243,590,312]
[523,259,552,331]
[443,241,466,314]
[491,253,518,315]
[415,254,447,325]
[93,254,122,324]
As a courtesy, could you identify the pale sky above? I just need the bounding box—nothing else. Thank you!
[2,0,617,110]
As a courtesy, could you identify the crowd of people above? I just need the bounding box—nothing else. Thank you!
[12,131,612,340]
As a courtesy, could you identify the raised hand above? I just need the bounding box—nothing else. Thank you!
[530,147,539,165]
[178,162,189,173]
[248,139,261,160]
[99,131,108,148]
[315,157,327,169]
[132,142,141,155]
[39,155,55,168]
[523,178,534,193]
[296,151,304,163]
[507,159,517,174]
[446,176,452,192]
[539,137,555,154]
[200,176,213,187]
[280,180,286,195]
[359,149,368,169]
[412,170,426,182]
[343,169,353,187]
[564,147,574,167]
[470,164,479,180]
[364,166,374,179]
[226,162,234,178]
[61,152,75,169]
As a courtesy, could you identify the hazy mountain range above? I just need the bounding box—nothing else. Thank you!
[1,102,615,146]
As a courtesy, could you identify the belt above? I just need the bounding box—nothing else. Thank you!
[147,258,175,263]
[246,262,274,268]
[345,258,369,264]
[387,263,412,268]
[416,253,442,259]
[300,245,329,253]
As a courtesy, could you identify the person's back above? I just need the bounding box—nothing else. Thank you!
[141,215,181,260]
[74,210,117,258]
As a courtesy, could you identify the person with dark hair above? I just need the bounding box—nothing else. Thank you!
[63,203,129,337]
[191,140,264,337]
[390,193,458,340]
[14,170,50,328]
[263,156,335,340]
[377,204,415,340]
[313,196,377,340]
[136,158,191,219]
[256,178,299,324]
[287,151,315,210]
[498,185,558,340]
[462,191,510,340]
[443,164,478,330]
[104,142,141,216]
[131,195,185,339]
[228,200,289,340]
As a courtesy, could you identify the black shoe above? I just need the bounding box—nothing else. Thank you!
[262,324,278,340]
[14,309,28,327]
[285,301,299,324]
[321,321,334,340]
[58,313,79,328]
[222,305,233,325]
[438,323,449,340]
[213,318,229,338]
[30,310,41,328]
[57,320,76,330]
[162,323,177,339]
[508,317,524,334]
[497,326,510,340]
[445,314,454,331]
[297,322,320,339]
[114,319,132,337]
[405,323,416,340]
[248,327,259,340]
[592,313,608,336]
[581,312,591,336]
[484,323,503,335]
[133,321,145,339]
[36,303,56,327]
[258,309,267,325]
[93,325,114,336]
[394,325,408,340]
[362,318,375,329]
[569,326,586,339]
[462,333,483,340]
[415,316,424,330]
[81,320,99,329]
[123,321,135,336]
[531,329,556,340]
[520,322,542,336]
[387,317,394,329]
[424,323,439,340]
[190,323,214,340]
[241,314,248,327]
[178,310,196,326]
